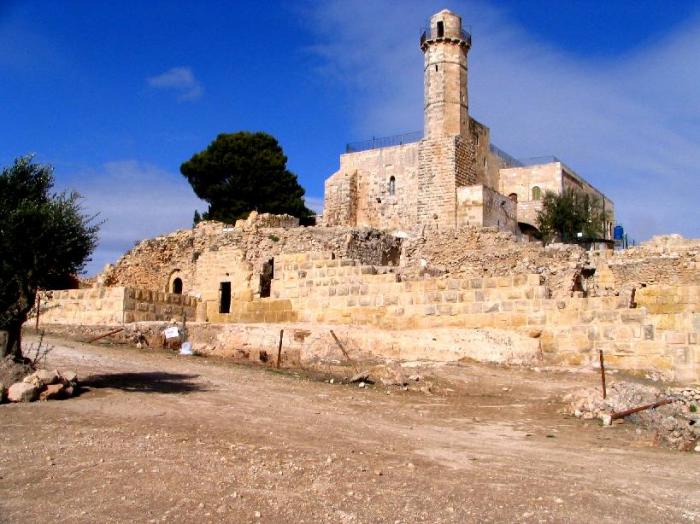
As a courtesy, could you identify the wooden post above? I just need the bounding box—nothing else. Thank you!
[599,349,607,399]
[330,330,358,373]
[35,293,41,330]
[276,329,284,369]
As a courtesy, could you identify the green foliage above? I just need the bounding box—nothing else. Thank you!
[180,132,313,224]
[0,156,99,358]
[690,404,697,413]
[536,189,609,244]
[268,234,280,242]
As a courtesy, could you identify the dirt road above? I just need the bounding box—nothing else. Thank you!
[1,335,698,523]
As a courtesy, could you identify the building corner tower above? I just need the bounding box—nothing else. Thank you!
[417,9,477,228]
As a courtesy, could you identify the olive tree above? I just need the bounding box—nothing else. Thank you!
[536,189,608,244]
[0,157,99,360]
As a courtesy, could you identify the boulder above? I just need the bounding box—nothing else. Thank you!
[59,370,78,384]
[8,382,39,402]
[24,369,61,387]
[40,383,65,401]
[350,371,372,384]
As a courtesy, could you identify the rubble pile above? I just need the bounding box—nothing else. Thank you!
[565,381,700,451]
[1,368,79,404]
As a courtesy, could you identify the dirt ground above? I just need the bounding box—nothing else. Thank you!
[1,334,699,523]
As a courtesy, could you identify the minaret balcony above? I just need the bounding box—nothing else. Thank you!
[420,26,471,50]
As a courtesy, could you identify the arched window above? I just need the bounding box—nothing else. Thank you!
[388,176,396,196]
[532,186,542,201]
[172,277,183,295]
[509,193,518,203]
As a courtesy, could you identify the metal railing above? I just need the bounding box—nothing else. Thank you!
[420,24,471,46]
[489,144,523,168]
[345,131,423,154]
[519,155,562,166]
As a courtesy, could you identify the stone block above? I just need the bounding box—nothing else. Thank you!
[665,331,687,345]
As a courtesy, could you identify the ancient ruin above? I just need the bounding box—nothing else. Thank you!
[35,10,698,386]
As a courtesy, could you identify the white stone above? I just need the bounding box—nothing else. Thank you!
[8,382,39,402]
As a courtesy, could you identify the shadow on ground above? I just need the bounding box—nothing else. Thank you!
[81,372,204,394]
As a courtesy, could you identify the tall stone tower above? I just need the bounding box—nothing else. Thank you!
[417,9,477,228]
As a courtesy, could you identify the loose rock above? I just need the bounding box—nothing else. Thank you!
[8,382,39,403]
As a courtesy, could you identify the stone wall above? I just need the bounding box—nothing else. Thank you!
[267,251,699,382]
[399,226,585,296]
[499,161,614,235]
[456,185,518,233]
[323,142,419,229]
[322,171,357,227]
[593,236,700,293]
[38,287,197,325]
[98,222,403,320]
[417,135,477,229]
[499,162,561,226]
[234,212,299,229]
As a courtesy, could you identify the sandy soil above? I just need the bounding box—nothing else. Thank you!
[1,334,699,523]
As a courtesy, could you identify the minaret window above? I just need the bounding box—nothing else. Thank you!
[437,21,444,38]
[388,176,396,196]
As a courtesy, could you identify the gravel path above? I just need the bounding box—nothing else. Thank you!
[1,334,698,523]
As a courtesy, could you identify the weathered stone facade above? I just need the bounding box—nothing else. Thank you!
[500,161,614,233]
[323,9,612,238]
[36,10,698,386]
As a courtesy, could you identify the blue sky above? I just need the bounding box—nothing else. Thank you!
[1,1,699,274]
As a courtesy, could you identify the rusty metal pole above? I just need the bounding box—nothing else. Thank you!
[276,329,284,369]
[611,398,672,421]
[87,328,124,344]
[599,349,607,399]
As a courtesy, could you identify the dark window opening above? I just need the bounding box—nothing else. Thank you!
[437,21,444,37]
[259,258,274,298]
[388,176,396,196]
[509,193,518,203]
[435,64,438,72]
[219,282,231,314]
[172,277,183,295]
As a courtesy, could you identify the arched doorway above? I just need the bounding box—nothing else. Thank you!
[172,277,183,295]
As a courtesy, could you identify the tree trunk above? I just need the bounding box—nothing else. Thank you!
[1,321,23,361]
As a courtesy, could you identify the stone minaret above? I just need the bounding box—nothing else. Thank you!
[417,9,476,228]
[422,9,470,138]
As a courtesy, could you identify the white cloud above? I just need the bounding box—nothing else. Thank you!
[60,161,206,275]
[304,195,324,213]
[147,66,203,101]
[306,0,700,241]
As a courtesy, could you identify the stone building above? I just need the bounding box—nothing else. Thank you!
[34,10,699,385]
[323,9,613,238]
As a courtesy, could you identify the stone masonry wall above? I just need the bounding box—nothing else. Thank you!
[417,135,477,229]
[456,185,518,233]
[38,287,197,325]
[99,221,403,305]
[593,236,700,294]
[323,171,357,227]
[323,142,419,230]
[268,251,699,382]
